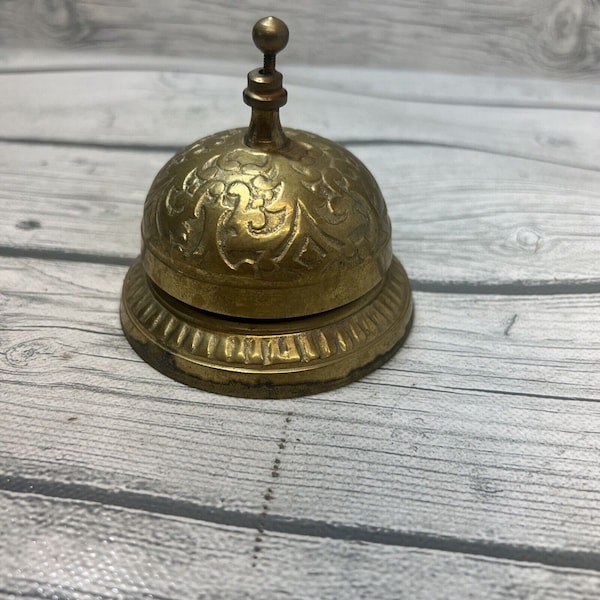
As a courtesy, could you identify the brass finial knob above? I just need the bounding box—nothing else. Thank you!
[244,17,289,150]
[252,16,289,73]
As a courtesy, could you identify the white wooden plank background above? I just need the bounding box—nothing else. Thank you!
[1,68,599,291]
[1,0,600,78]
[2,69,599,171]
[1,254,599,595]
[2,256,599,550]
[1,1,600,597]
[3,492,600,600]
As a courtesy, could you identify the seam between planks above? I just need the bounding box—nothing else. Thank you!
[1,66,599,112]
[0,586,124,600]
[0,136,598,174]
[2,475,599,573]
[2,247,600,297]
[365,379,600,404]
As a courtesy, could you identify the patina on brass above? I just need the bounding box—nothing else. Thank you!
[120,16,413,398]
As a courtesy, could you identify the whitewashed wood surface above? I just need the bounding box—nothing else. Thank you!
[1,0,600,78]
[1,4,600,596]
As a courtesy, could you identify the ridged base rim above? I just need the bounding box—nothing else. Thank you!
[120,257,413,398]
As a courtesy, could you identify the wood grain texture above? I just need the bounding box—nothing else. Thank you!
[1,257,599,560]
[2,70,599,171]
[0,0,599,78]
[2,138,599,288]
[2,53,600,111]
[2,492,599,600]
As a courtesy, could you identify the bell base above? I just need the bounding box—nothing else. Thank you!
[120,257,413,398]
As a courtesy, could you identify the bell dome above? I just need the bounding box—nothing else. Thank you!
[120,16,413,398]
[141,127,392,319]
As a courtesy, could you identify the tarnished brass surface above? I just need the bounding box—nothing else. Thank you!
[121,257,412,399]
[141,127,392,319]
[120,16,413,398]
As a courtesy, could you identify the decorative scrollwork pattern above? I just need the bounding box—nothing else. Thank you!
[143,128,390,281]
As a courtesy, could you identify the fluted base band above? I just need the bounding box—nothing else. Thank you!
[120,256,412,398]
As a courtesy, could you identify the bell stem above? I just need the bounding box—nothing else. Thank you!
[245,108,289,152]
[243,17,290,153]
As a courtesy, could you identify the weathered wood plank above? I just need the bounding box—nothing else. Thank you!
[1,0,599,78]
[2,140,599,287]
[1,257,599,555]
[1,71,599,171]
[2,492,599,600]
[2,54,600,111]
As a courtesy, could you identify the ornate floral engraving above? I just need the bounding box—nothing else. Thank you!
[143,128,390,280]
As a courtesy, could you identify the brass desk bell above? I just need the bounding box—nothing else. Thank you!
[121,17,413,398]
